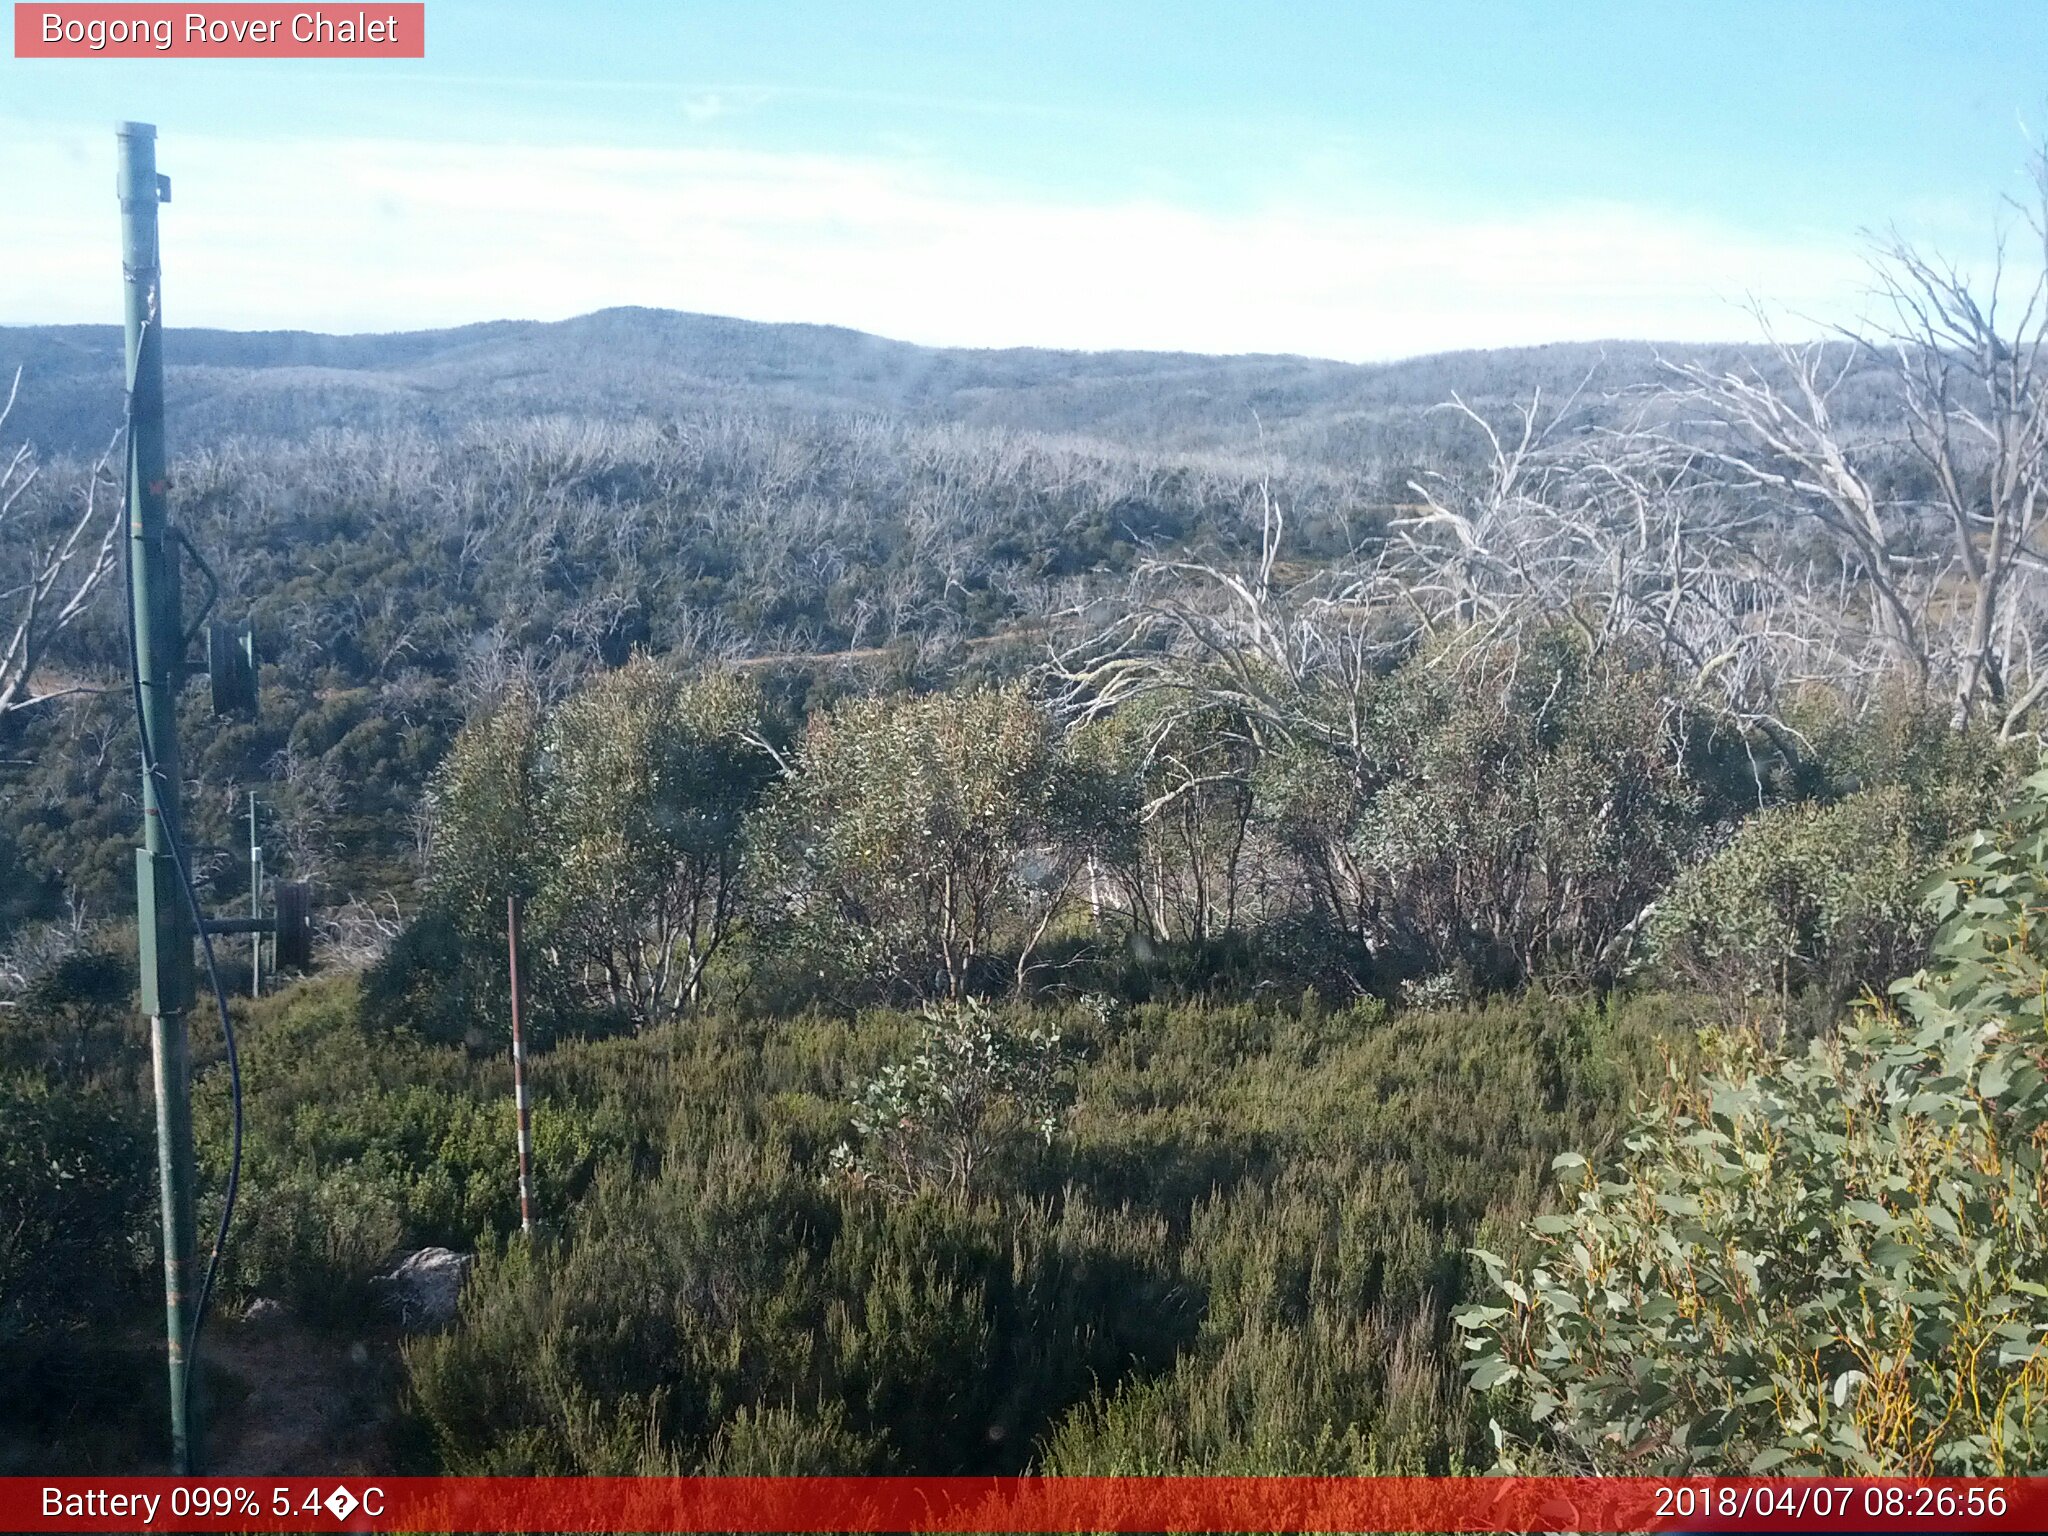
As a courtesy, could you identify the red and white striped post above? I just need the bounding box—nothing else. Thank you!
[506,894,535,1237]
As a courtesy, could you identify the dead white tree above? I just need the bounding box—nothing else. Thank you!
[1663,158,2048,737]
[1045,152,2048,985]
[0,370,121,720]
[1052,482,1401,756]
[1394,389,1873,753]
[1049,483,1413,955]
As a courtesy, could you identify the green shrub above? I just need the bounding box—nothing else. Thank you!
[411,662,773,1039]
[229,1164,406,1326]
[393,987,1664,1475]
[827,998,1073,1200]
[0,938,142,1083]
[1464,772,2048,1475]
[0,946,1662,1475]
[193,978,614,1320]
[402,1144,840,1473]
[403,1148,1192,1475]
[746,684,1095,1000]
[1042,1304,1469,1475]
[1647,787,1935,1019]
[0,1073,151,1345]
[359,908,506,1050]
[1249,629,1754,992]
[698,1402,886,1474]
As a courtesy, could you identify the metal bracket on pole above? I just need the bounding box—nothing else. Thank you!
[205,621,258,714]
[136,848,197,1016]
[200,881,313,970]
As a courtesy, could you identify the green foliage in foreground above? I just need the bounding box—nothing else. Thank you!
[191,985,620,1325]
[380,983,1667,1473]
[0,945,153,1345]
[1466,772,2048,1475]
[0,1074,150,1346]
[2,953,1670,1472]
[0,945,162,1471]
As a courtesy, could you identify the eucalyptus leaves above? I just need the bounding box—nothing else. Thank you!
[827,997,1075,1201]
[1461,770,2048,1475]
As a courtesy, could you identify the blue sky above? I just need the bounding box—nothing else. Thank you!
[4,1,2045,357]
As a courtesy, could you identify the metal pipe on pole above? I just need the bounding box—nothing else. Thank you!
[507,895,536,1236]
[119,119,202,1475]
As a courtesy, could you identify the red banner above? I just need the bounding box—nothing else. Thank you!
[13,4,424,57]
[2,1476,2043,1533]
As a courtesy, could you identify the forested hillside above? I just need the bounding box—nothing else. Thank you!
[0,309,1811,461]
[0,309,1906,936]
[4,213,2047,1478]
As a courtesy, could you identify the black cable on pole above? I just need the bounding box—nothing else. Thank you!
[119,324,243,1432]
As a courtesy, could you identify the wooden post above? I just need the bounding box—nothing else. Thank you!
[506,894,535,1236]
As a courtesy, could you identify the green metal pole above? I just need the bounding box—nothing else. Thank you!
[119,120,201,1476]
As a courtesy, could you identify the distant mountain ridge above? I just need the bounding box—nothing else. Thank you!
[0,306,1767,463]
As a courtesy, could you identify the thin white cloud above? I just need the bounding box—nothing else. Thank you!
[1,125,1885,357]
